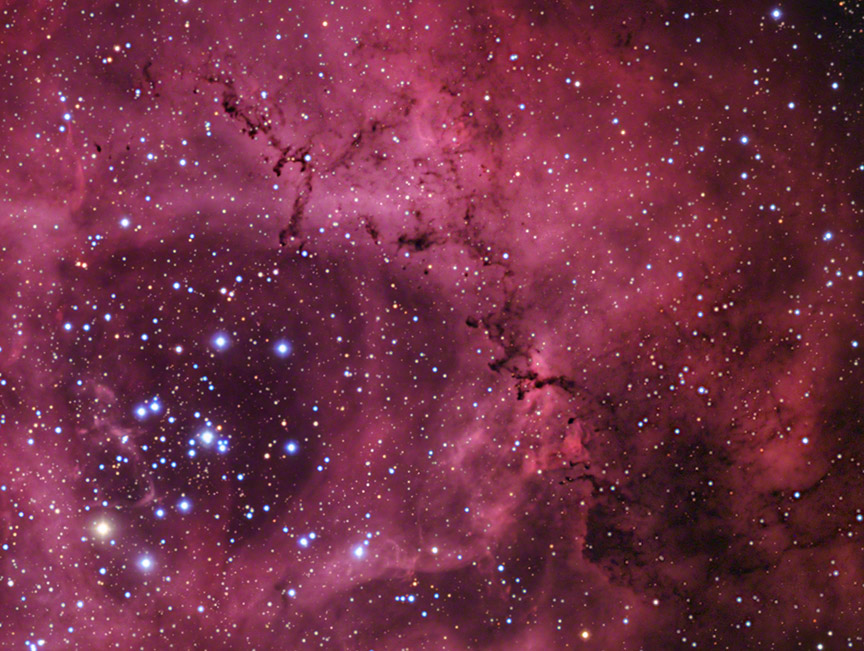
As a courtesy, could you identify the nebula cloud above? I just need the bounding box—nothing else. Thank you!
[1,0,863,648]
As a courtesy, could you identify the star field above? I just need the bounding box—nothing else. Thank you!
[1,0,864,649]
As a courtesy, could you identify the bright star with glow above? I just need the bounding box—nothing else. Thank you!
[274,340,292,357]
[139,556,153,570]
[178,499,191,513]
[94,521,111,537]
[285,441,298,454]
[353,545,365,558]
[212,334,229,350]
[199,430,214,445]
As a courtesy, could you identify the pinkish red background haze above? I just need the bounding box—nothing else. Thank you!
[1,0,863,648]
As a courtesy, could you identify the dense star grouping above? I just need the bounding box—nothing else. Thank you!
[1,0,863,648]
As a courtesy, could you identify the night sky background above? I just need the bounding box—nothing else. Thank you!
[1,0,864,649]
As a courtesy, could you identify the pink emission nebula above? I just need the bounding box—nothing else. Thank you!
[1,0,864,649]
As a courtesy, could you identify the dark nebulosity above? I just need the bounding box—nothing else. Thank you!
[1,0,863,649]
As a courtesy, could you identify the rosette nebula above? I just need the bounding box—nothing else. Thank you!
[1,0,863,648]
